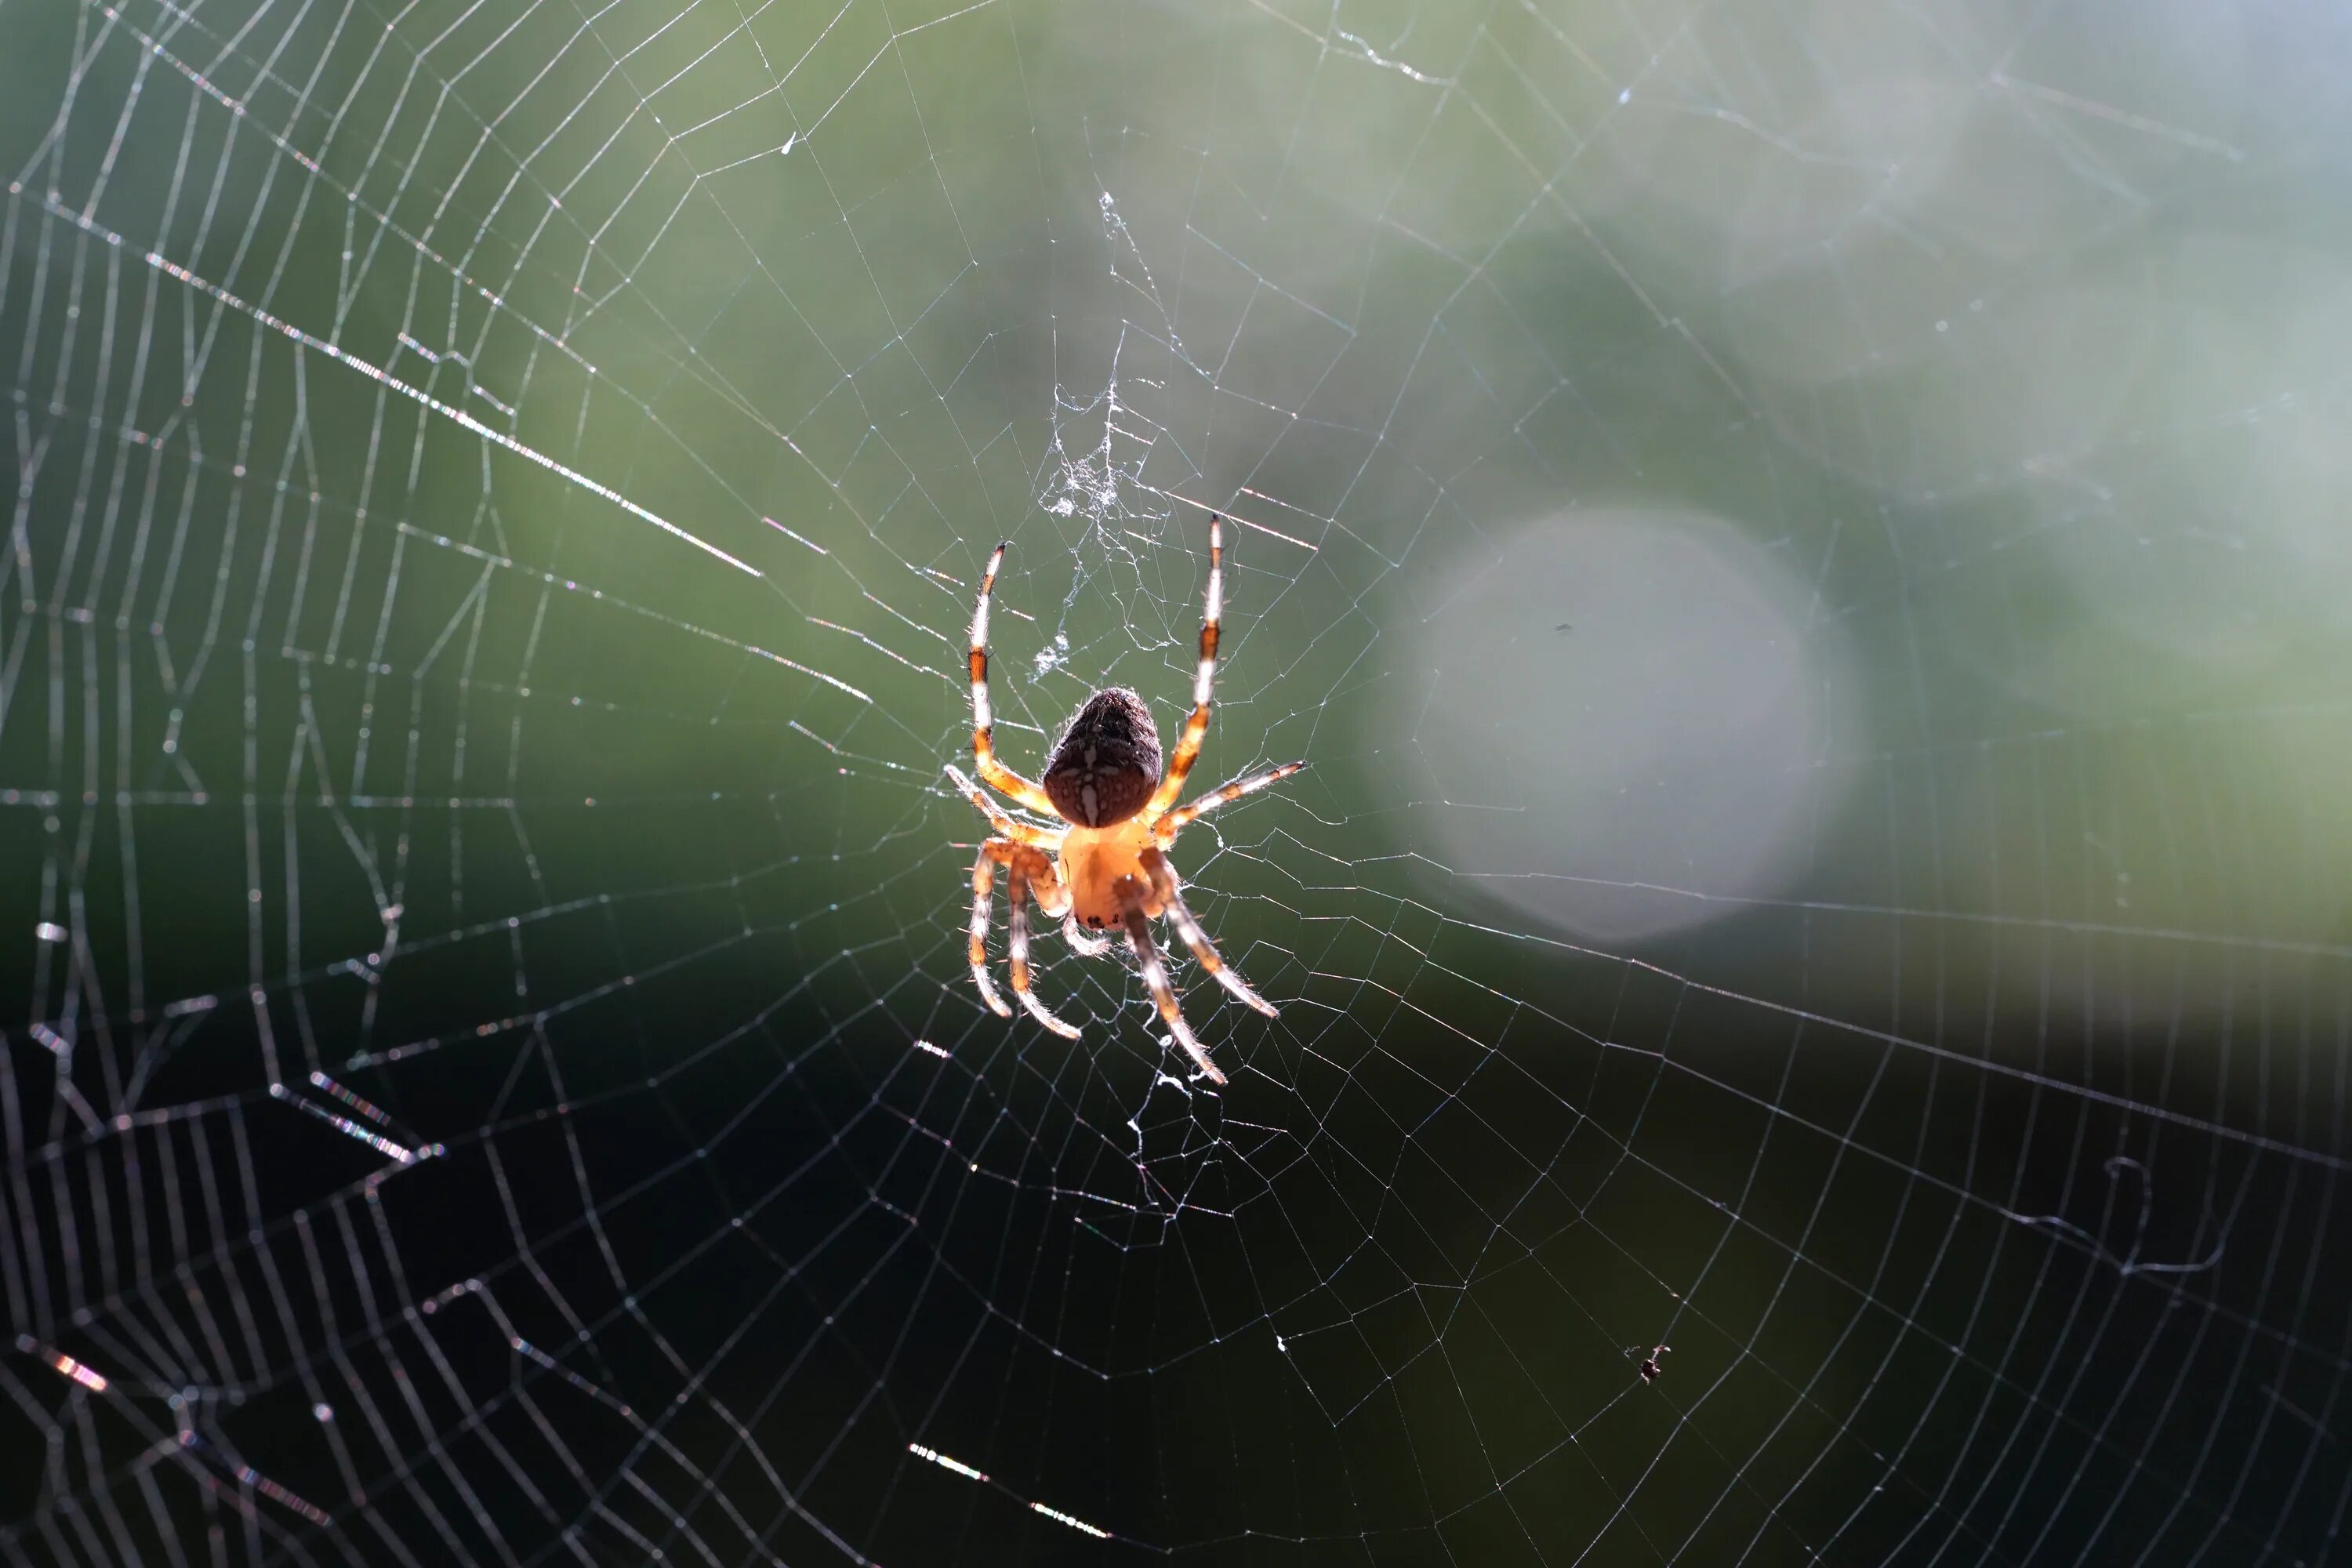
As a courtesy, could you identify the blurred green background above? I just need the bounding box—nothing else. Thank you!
[3,0,2348,1563]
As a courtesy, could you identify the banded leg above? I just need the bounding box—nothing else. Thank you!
[1156,760,1305,842]
[1119,887,1225,1086]
[1140,847,1277,1018]
[967,843,1014,1018]
[968,543,1057,815]
[945,763,1060,849]
[1146,514,1224,815]
[1007,859,1081,1039]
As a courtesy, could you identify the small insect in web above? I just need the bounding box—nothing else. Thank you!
[1630,1344,1671,1385]
[946,513,1305,1086]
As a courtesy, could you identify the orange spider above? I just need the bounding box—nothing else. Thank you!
[945,514,1302,1085]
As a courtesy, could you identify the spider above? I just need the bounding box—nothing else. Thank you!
[945,514,1303,1086]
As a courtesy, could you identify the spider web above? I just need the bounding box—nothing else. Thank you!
[5,0,2350,1563]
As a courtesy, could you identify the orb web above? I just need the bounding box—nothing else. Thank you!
[3,1,2348,1564]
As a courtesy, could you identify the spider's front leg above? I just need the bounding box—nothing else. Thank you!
[1115,876,1226,1086]
[1139,847,1278,1018]
[1019,856,1105,954]
[968,838,1085,1038]
[967,841,1016,1018]
[1007,855,1081,1040]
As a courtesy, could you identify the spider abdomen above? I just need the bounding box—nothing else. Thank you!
[1044,688,1163,826]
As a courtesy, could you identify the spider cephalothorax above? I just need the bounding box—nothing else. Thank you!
[946,514,1304,1085]
[1042,688,1162,827]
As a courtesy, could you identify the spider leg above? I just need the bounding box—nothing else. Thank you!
[1014,853,1107,953]
[1140,847,1279,1018]
[1117,881,1225,1086]
[1156,760,1305,843]
[1146,514,1224,815]
[967,843,1014,1019]
[1062,913,1112,956]
[1007,858,1082,1040]
[968,543,1060,816]
[1021,851,1110,949]
[945,763,1062,849]
[1020,849,1073,919]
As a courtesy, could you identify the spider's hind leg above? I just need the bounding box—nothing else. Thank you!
[946,764,1059,849]
[1155,760,1305,843]
[1146,514,1225,816]
[967,544,1059,816]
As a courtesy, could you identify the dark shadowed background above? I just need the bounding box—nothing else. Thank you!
[3,0,2349,1563]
